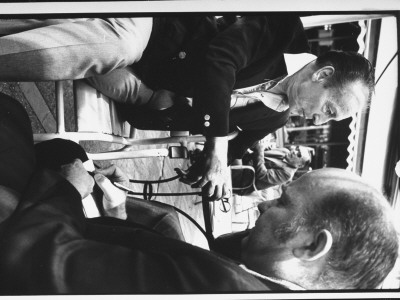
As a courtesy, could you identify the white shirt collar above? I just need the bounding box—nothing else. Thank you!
[230,53,317,112]
[284,52,317,76]
[239,264,306,291]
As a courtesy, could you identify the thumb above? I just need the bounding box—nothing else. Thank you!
[175,167,188,176]
[94,173,115,194]
[94,173,114,195]
[94,173,106,183]
[94,174,126,209]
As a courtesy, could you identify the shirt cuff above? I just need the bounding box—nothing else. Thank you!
[104,202,128,220]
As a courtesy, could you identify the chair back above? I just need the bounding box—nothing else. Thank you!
[230,165,256,192]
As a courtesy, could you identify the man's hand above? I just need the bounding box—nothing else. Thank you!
[94,165,129,219]
[253,140,276,152]
[252,142,265,154]
[179,136,231,201]
[147,89,191,110]
[59,159,94,199]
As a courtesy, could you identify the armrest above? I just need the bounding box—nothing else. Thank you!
[230,165,255,191]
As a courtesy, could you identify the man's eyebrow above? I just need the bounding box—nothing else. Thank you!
[337,101,349,115]
[330,99,347,118]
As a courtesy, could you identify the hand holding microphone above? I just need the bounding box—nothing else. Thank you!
[93,164,130,219]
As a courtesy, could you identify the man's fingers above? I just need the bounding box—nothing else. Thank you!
[191,177,208,189]
[222,183,231,199]
[195,180,224,201]
[95,164,128,183]
[174,168,187,176]
[201,182,216,198]
[94,173,115,196]
[212,184,223,201]
[96,164,117,176]
[197,180,231,201]
[94,173,126,209]
[59,159,94,199]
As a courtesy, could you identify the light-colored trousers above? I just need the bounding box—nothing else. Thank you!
[0,18,152,85]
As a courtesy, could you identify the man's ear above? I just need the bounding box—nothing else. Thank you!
[312,66,335,82]
[292,229,333,262]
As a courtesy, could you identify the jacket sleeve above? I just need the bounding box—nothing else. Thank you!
[0,169,268,294]
[193,15,307,137]
[228,128,270,163]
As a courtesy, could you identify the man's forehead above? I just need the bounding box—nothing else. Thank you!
[332,82,368,119]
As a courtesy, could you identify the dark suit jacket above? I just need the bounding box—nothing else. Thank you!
[0,168,281,294]
[123,96,289,161]
[0,91,285,294]
[133,14,310,153]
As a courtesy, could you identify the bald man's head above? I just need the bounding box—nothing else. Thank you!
[287,168,398,288]
[244,168,399,289]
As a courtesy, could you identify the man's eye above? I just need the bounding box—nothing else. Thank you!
[325,105,332,116]
[325,104,336,118]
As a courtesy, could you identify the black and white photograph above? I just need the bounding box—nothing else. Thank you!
[0,0,399,298]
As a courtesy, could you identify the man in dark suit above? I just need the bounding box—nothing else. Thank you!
[83,16,375,201]
[0,93,270,294]
[0,15,374,202]
[0,93,397,293]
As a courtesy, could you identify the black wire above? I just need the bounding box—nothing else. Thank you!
[375,51,398,85]
[126,173,202,199]
[172,205,210,243]
[127,191,201,197]
[129,175,181,184]
[94,162,181,184]
[126,194,210,244]
[123,172,214,248]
